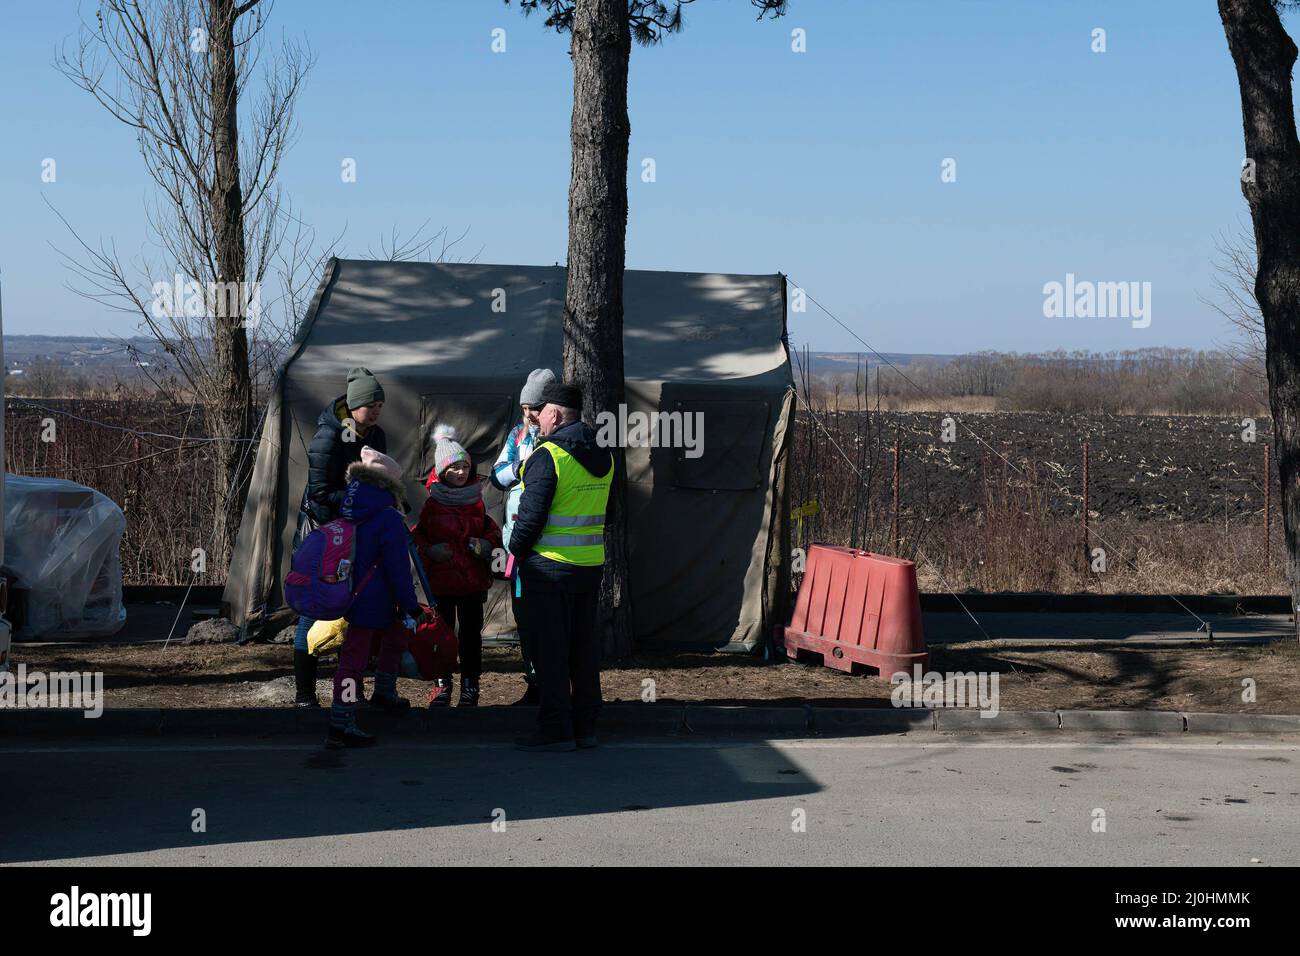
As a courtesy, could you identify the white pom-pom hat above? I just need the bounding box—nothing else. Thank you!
[430,423,469,477]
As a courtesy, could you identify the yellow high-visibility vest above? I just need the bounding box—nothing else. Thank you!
[522,440,613,566]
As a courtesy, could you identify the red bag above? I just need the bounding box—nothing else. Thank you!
[405,605,459,680]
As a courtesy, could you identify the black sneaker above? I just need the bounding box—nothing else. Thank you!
[326,724,377,749]
[428,679,452,708]
[514,733,576,752]
[369,693,410,712]
[459,682,480,707]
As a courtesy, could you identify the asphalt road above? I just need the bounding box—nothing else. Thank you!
[3,733,1297,866]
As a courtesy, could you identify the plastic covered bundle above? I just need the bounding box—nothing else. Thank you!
[2,474,127,639]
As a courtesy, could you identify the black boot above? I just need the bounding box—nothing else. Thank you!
[511,683,540,707]
[293,650,320,708]
[326,724,376,749]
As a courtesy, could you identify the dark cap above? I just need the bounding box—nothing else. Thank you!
[540,382,583,410]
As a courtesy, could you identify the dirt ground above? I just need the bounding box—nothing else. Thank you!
[807,411,1275,522]
[8,638,1300,714]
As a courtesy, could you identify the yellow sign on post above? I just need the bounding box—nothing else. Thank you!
[791,499,820,543]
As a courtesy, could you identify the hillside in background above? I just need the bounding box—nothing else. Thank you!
[794,347,1266,416]
[1,335,1267,415]
[4,334,177,377]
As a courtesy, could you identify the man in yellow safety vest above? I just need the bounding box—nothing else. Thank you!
[507,381,613,752]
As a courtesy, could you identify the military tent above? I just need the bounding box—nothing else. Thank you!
[223,259,793,651]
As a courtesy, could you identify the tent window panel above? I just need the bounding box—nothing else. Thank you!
[669,399,770,491]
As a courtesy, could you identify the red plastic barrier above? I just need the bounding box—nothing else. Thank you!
[781,544,927,677]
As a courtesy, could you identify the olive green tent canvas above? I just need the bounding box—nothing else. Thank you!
[223,259,793,651]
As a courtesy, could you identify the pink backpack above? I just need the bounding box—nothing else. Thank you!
[283,518,378,620]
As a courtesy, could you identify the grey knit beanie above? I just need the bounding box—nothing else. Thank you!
[519,368,556,408]
[430,424,470,477]
[346,367,384,409]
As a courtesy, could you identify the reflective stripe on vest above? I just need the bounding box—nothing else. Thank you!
[522,440,613,566]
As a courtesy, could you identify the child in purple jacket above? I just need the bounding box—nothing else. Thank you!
[329,447,426,749]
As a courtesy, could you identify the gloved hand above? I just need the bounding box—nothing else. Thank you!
[467,537,493,560]
[426,543,453,563]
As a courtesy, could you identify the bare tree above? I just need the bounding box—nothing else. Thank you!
[365,221,479,264]
[1219,0,1300,635]
[13,360,69,399]
[54,0,312,565]
[511,0,788,657]
[1204,227,1268,406]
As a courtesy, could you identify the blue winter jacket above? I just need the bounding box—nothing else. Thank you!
[338,462,420,629]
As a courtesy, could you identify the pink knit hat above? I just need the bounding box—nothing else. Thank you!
[360,445,402,480]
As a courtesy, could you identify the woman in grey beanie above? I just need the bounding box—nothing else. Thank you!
[490,367,555,704]
[518,367,556,409]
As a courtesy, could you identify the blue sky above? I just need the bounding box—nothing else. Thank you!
[0,0,1280,353]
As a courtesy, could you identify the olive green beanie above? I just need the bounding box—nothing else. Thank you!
[346,367,384,410]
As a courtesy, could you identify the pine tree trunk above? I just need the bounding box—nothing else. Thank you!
[565,0,633,657]
[208,0,255,566]
[1220,0,1300,637]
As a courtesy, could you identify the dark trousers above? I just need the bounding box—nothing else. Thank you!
[522,581,602,740]
[510,588,536,686]
[434,594,485,684]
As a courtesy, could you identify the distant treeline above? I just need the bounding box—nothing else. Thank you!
[798,348,1266,416]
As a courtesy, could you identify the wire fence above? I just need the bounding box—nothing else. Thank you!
[788,399,1286,596]
[0,392,1287,597]
[4,399,226,585]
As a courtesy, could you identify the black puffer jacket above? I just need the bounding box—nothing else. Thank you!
[299,395,389,526]
[508,419,612,593]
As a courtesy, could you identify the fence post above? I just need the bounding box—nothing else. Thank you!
[1265,442,1271,571]
[1082,441,1090,571]
[891,437,900,554]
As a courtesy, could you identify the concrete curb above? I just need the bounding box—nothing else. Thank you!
[1182,712,1300,734]
[683,705,808,734]
[3,705,1300,738]
[934,710,1061,732]
[1056,710,1187,733]
[809,707,936,734]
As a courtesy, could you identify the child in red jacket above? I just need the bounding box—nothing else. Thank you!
[413,425,502,707]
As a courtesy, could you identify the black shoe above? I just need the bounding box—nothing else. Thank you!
[326,724,376,749]
[459,681,480,707]
[511,685,540,707]
[428,679,453,708]
[576,735,598,749]
[514,733,576,752]
[368,693,410,712]
[293,649,319,708]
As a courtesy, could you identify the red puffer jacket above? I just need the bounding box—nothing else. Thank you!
[411,487,503,596]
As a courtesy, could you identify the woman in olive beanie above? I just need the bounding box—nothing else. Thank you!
[346,366,385,410]
[291,366,389,707]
